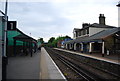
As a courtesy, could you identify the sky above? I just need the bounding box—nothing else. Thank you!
[0,0,119,42]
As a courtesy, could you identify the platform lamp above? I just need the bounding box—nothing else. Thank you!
[2,0,8,80]
[3,0,8,57]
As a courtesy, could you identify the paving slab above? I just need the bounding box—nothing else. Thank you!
[40,47,66,80]
[7,51,40,79]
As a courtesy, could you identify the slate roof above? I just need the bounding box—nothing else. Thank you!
[65,39,74,44]
[73,28,81,31]
[65,27,120,44]
[88,27,120,40]
[13,28,37,43]
[73,23,116,32]
[65,36,88,44]
[90,23,116,28]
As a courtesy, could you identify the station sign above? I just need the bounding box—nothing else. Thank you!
[7,21,17,30]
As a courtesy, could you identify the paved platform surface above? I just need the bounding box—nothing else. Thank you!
[54,48,120,65]
[7,47,66,80]
[40,47,66,79]
[7,51,40,79]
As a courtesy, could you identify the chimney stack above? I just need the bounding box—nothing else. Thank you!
[99,14,105,25]
[116,1,120,7]
[82,23,90,28]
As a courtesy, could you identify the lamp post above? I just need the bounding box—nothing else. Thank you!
[3,0,8,57]
[2,0,8,80]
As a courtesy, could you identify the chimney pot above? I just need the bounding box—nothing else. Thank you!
[99,14,105,25]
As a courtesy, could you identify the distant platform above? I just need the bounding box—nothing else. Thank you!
[54,48,120,65]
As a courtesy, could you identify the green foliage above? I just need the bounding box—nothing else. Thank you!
[48,37,55,43]
[46,35,71,47]
[38,37,44,44]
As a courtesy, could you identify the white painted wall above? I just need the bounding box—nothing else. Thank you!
[74,43,76,50]
[89,27,113,36]
[0,16,2,81]
[65,44,67,49]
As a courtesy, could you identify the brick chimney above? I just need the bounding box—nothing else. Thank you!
[99,14,105,25]
[82,23,90,28]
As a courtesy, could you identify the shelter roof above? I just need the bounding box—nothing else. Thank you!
[12,28,37,43]
[65,27,120,44]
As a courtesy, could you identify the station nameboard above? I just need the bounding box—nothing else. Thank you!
[7,21,17,30]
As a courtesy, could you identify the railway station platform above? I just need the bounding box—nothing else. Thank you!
[40,47,66,79]
[7,50,40,79]
[54,48,120,65]
[6,47,66,80]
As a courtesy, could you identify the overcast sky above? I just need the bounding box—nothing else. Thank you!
[0,0,119,42]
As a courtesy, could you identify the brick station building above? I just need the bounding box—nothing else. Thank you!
[64,14,120,55]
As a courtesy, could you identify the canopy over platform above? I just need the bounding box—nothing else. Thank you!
[7,28,37,46]
[13,34,37,43]
[65,27,120,44]
[7,28,37,56]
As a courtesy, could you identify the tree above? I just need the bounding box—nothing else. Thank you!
[38,38,44,44]
[46,35,72,48]
[65,35,71,39]
[46,37,55,47]
[48,37,55,43]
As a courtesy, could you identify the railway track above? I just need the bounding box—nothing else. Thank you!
[58,56,96,81]
[45,47,112,81]
[53,48,120,78]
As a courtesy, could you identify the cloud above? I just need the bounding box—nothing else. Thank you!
[7,0,118,42]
